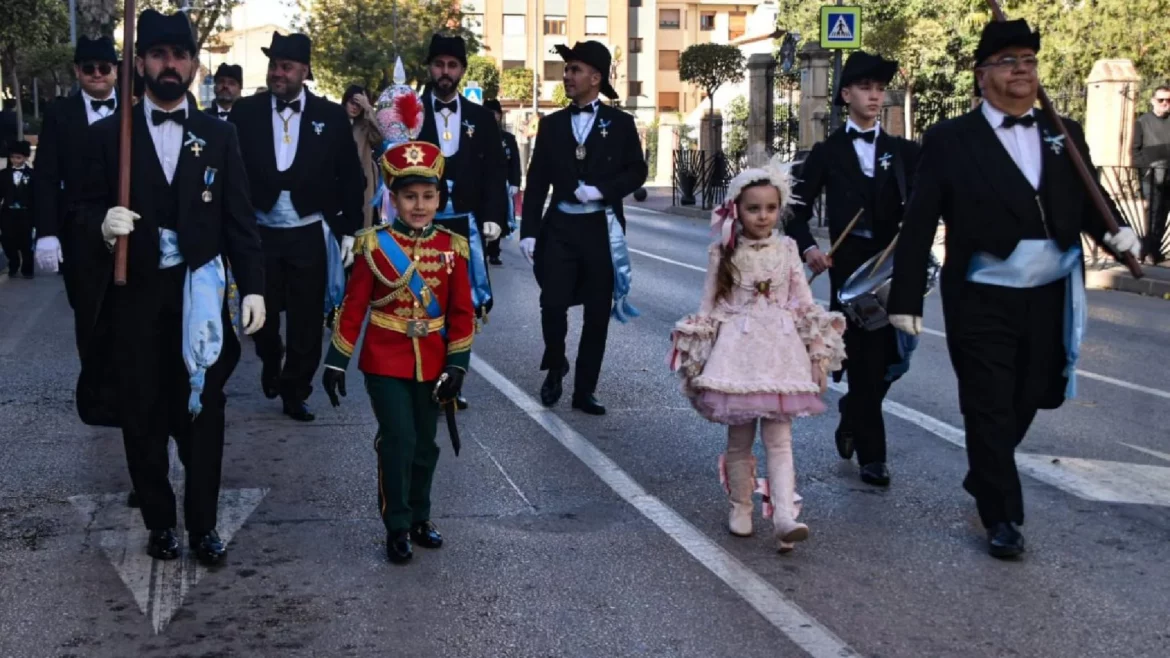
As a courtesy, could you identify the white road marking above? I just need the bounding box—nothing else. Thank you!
[1119,442,1170,464]
[469,433,537,511]
[70,440,267,633]
[472,355,857,658]
[632,248,1170,401]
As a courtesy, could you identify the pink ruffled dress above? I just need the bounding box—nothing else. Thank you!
[669,234,847,426]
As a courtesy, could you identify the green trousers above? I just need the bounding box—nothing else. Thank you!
[365,374,440,533]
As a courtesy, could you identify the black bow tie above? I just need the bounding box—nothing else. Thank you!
[847,128,876,143]
[1001,113,1036,129]
[276,99,301,113]
[569,103,596,115]
[217,110,230,118]
[91,98,116,112]
[151,109,186,126]
[434,99,457,113]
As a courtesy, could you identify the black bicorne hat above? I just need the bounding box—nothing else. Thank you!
[483,99,503,114]
[8,140,31,157]
[262,32,314,80]
[555,41,618,100]
[974,19,1041,67]
[214,63,243,85]
[74,35,119,64]
[426,34,468,67]
[833,50,898,106]
[136,10,197,57]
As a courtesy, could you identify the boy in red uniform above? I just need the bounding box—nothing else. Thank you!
[321,139,475,564]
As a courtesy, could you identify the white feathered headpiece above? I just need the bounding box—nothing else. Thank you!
[711,153,802,249]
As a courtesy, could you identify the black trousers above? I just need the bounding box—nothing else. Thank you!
[951,279,1065,528]
[253,223,327,403]
[1142,170,1170,263]
[536,211,614,397]
[119,266,241,533]
[0,208,33,275]
[486,237,501,259]
[838,322,897,465]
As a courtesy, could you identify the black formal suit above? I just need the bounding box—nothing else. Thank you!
[487,129,522,261]
[787,126,921,468]
[1,165,35,276]
[205,105,233,120]
[889,108,1120,527]
[229,89,364,404]
[34,93,120,351]
[521,102,647,397]
[74,102,264,533]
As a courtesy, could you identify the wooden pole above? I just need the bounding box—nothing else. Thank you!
[981,0,1143,279]
[808,208,863,283]
[113,1,136,286]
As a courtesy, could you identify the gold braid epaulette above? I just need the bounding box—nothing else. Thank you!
[435,226,470,260]
[353,226,381,256]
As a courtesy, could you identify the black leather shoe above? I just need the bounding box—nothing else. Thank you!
[571,394,607,416]
[859,462,891,487]
[489,256,502,265]
[189,530,227,566]
[411,521,443,549]
[455,395,469,410]
[834,423,855,460]
[261,361,280,399]
[987,522,1025,559]
[147,529,180,561]
[540,368,566,407]
[127,489,140,508]
[282,399,315,422]
[387,530,413,564]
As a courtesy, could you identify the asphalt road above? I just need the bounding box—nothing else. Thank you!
[1,208,1168,657]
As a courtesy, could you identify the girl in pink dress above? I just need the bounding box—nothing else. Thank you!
[669,162,846,552]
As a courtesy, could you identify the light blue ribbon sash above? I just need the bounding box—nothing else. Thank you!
[255,190,325,229]
[967,239,1086,398]
[374,229,446,337]
[506,183,518,238]
[323,222,346,316]
[159,228,226,417]
[436,180,492,311]
[556,199,640,324]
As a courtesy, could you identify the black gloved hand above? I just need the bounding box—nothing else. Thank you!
[323,367,347,407]
[433,366,465,403]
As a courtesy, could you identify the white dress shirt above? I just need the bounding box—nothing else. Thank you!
[271,88,306,172]
[11,166,27,186]
[570,99,600,148]
[142,95,187,184]
[431,93,462,157]
[82,90,117,125]
[845,118,879,178]
[214,104,232,119]
[982,101,1041,190]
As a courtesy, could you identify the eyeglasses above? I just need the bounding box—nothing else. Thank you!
[81,62,113,76]
[1154,98,1170,104]
[980,55,1039,71]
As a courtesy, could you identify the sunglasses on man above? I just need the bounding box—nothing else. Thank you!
[80,62,114,76]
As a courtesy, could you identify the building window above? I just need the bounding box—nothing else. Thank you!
[463,13,484,39]
[699,12,715,31]
[628,81,643,97]
[660,50,680,71]
[629,37,643,53]
[543,61,565,81]
[585,16,608,36]
[659,8,680,29]
[543,16,566,35]
[503,14,526,35]
[659,91,680,112]
[630,0,641,6]
[502,60,526,71]
[729,12,747,41]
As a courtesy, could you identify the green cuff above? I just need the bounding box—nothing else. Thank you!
[446,349,470,371]
[324,344,352,371]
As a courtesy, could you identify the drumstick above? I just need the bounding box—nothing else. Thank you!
[808,209,864,283]
[867,234,898,279]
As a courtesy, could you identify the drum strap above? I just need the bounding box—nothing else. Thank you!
[892,140,908,206]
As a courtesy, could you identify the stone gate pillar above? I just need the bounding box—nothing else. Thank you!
[797,43,831,151]
[746,53,776,166]
[1085,59,1141,167]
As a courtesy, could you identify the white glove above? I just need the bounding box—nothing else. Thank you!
[1103,227,1142,260]
[508,185,519,196]
[340,235,356,268]
[575,184,604,204]
[241,294,266,335]
[482,222,502,242]
[101,206,140,245]
[519,237,536,264]
[36,236,64,273]
[889,314,922,336]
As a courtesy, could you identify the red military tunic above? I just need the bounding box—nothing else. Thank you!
[324,219,475,380]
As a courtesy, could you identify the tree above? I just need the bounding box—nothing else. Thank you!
[679,43,744,148]
[138,0,243,54]
[462,55,500,100]
[724,95,749,155]
[551,82,570,108]
[0,0,70,138]
[299,0,481,96]
[76,0,119,38]
[499,67,533,104]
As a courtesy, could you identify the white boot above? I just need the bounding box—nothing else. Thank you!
[724,455,756,537]
[762,420,808,549]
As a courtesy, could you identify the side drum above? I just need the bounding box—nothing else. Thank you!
[837,250,940,331]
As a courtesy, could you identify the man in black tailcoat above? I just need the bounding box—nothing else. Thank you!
[75,10,267,565]
[787,51,921,488]
[483,98,521,266]
[206,63,243,119]
[888,20,1140,559]
[520,41,647,416]
[229,32,365,422]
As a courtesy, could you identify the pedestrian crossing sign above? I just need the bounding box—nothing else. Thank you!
[463,82,484,105]
[820,6,862,49]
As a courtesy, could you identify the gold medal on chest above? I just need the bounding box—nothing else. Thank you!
[443,131,452,141]
[283,133,292,144]
[575,144,587,160]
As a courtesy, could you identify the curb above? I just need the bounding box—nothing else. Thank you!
[1085,267,1170,298]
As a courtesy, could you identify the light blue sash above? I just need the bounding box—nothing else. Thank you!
[323,222,345,316]
[436,180,492,311]
[374,229,446,337]
[159,228,226,417]
[506,183,518,238]
[255,190,324,229]
[967,239,1086,398]
[556,200,640,324]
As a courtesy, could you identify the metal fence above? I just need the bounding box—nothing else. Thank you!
[1096,166,1170,265]
[672,149,756,210]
